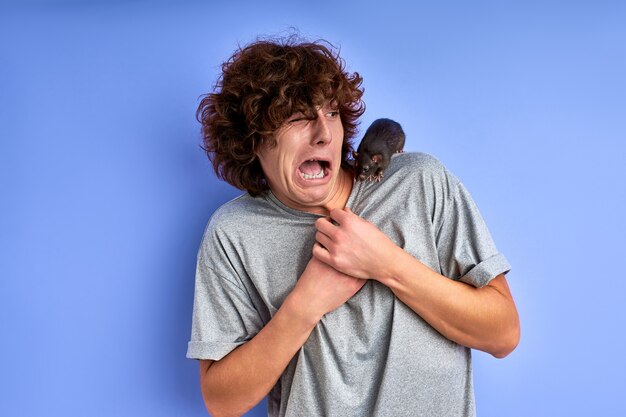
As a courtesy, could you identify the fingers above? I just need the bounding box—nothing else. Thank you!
[329,208,348,224]
[315,216,336,236]
[315,231,333,252]
[312,242,331,264]
[317,207,361,247]
[328,207,358,225]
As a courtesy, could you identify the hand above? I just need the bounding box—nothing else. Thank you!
[312,208,399,280]
[285,256,366,324]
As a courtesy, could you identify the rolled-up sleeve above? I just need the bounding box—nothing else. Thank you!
[186,239,264,361]
[435,178,511,288]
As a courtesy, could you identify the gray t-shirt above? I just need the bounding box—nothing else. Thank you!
[187,152,511,417]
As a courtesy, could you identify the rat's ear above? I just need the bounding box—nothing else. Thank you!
[351,150,359,159]
[371,154,382,164]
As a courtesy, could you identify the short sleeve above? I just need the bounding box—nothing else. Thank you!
[186,238,264,361]
[435,178,511,288]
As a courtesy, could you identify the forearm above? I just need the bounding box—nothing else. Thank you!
[313,207,519,357]
[379,247,520,358]
[201,253,366,417]
[201,295,317,417]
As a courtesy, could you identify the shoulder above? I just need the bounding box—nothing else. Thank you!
[353,151,463,219]
[387,151,461,192]
[200,193,271,247]
[207,193,256,228]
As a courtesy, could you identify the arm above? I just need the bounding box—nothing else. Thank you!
[313,208,520,358]
[198,297,315,417]
[198,257,365,417]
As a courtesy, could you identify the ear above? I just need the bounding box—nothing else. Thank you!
[371,154,382,164]
[351,150,359,159]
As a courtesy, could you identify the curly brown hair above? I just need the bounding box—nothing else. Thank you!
[197,36,365,196]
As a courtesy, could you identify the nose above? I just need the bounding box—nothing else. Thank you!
[310,111,332,146]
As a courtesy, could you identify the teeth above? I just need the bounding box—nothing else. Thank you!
[301,166,325,179]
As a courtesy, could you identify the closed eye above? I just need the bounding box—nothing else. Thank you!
[286,111,307,124]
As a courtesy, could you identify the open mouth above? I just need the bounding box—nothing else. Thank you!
[298,159,330,180]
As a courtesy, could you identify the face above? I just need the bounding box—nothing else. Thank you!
[256,102,352,215]
[357,154,382,180]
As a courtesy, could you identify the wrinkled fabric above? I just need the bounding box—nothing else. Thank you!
[187,152,511,417]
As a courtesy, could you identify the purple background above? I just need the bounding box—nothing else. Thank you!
[2,1,625,416]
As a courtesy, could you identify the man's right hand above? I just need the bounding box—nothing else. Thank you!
[284,256,366,326]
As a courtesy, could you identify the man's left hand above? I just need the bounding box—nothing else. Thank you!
[313,208,397,280]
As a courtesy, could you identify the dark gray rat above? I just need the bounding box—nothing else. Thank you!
[353,118,405,182]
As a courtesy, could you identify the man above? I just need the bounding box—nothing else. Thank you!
[187,37,520,417]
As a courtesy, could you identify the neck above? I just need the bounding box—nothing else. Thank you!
[316,167,354,216]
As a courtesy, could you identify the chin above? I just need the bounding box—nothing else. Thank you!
[299,189,331,205]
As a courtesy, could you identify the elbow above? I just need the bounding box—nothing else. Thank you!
[204,404,224,417]
[199,359,261,417]
[491,343,516,359]
[205,407,240,417]
[201,386,245,417]
[490,321,521,359]
[202,400,220,417]
[203,394,243,417]
[200,373,238,417]
[201,387,222,417]
[201,377,249,417]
